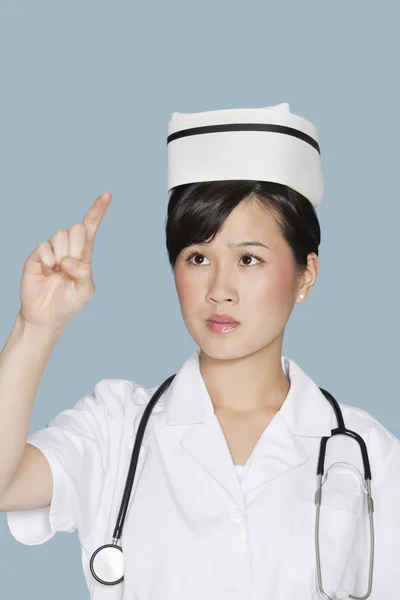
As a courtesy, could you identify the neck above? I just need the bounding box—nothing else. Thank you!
[199,338,290,414]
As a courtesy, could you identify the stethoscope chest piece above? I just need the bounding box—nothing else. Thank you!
[90,543,124,585]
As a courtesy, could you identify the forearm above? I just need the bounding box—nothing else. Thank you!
[0,312,63,495]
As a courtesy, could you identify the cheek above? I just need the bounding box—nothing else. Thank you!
[174,269,200,309]
[250,265,295,311]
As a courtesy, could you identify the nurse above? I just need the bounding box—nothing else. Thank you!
[0,102,399,600]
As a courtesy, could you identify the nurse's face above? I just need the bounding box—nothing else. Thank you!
[174,197,307,360]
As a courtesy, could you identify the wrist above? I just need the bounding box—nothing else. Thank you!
[16,311,65,344]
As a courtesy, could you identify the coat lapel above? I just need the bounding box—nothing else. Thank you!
[240,358,336,495]
[161,351,335,506]
[239,411,307,496]
[180,416,246,510]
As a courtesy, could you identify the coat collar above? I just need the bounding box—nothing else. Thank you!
[164,350,334,437]
[157,351,335,506]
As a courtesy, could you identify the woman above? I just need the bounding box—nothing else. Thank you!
[1,103,399,600]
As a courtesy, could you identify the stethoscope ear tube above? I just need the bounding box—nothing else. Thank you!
[112,374,176,541]
[318,388,372,481]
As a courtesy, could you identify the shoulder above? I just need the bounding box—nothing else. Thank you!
[87,377,166,419]
[339,402,398,445]
[43,377,167,444]
[338,402,400,486]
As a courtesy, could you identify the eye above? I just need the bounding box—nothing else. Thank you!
[185,251,263,266]
[185,252,210,266]
[239,252,261,266]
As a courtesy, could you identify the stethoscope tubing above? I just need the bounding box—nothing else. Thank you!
[89,379,374,598]
[316,387,374,600]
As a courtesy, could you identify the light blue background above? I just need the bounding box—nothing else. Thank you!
[0,1,399,598]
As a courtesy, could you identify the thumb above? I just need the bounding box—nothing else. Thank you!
[60,257,92,282]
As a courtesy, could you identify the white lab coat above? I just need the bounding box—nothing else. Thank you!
[6,351,400,600]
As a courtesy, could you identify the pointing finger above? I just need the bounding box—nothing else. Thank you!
[81,192,112,264]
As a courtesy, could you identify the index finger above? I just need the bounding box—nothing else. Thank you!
[81,192,112,264]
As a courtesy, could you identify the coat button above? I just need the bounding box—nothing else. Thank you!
[230,505,242,523]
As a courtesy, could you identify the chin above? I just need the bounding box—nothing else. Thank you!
[196,333,262,363]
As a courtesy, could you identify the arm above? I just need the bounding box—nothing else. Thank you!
[0,312,63,510]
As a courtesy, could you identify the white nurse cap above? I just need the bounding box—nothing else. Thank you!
[167,102,323,207]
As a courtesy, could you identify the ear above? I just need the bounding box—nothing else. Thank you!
[295,253,320,302]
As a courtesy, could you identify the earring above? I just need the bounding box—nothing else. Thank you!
[299,294,304,300]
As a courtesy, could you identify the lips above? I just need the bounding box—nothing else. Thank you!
[207,313,239,324]
[206,319,240,334]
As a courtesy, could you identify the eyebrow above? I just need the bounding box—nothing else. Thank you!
[194,240,271,251]
[227,241,271,250]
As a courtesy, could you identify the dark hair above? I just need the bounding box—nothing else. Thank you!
[165,180,321,275]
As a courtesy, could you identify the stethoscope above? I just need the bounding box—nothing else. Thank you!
[89,375,375,600]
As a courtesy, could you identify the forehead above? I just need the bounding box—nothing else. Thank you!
[212,198,281,244]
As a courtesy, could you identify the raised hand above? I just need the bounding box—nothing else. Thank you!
[19,192,112,331]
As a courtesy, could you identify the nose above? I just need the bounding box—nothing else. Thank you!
[206,268,238,304]
[209,295,233,303]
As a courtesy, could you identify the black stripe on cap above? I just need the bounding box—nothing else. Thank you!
[167,123,320,154]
